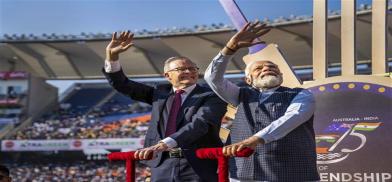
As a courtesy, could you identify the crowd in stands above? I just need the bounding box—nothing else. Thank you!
[10,91,152,140]
[8,161,150,182]
[11,103,151,140]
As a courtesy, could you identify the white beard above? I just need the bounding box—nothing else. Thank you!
[252,75,283,90]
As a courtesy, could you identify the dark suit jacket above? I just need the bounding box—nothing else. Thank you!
[103,69,227,181]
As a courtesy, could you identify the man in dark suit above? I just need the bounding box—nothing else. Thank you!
[103,31,227,182]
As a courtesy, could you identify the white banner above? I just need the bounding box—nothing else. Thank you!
[69,138,144,150]
[1,138,144,151]
[1,140,70,151]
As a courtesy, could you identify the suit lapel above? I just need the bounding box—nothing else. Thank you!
[176,85,205,128]
[157,90,173,138]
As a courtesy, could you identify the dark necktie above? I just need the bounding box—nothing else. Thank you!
[165,89,185,137]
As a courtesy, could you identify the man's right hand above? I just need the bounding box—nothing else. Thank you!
[222,20,270,55]
[134,142,169,160]
[222,136,264,157]
[106,31,134,62]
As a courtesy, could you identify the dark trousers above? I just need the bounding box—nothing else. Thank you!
[150,155,200,182]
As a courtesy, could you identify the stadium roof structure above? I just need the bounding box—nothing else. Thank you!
[0,7,391,80]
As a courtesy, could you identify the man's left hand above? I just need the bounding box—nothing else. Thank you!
[222,136,264,157]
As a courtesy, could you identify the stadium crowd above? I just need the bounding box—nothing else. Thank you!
[7,161,150,182]
[10,97,152,140]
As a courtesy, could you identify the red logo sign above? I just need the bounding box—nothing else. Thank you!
[73,140,82,148]
[5,141,14,148]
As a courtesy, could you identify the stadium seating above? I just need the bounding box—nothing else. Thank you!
[9,84,152,140]
[8,161,150,182]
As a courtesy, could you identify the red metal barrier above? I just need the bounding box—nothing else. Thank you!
[107,151,152,182]
[196,147,254,182]
[108,147,253,182]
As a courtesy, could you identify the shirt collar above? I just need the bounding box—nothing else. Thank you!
[173,84,197,94]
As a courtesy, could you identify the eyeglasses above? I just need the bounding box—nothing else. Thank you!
[166,67,199,73]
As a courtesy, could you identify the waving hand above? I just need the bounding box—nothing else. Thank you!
[106,31,134,61]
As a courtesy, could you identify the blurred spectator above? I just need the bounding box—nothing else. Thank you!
[0,165,11,182]
[7,87,17,99]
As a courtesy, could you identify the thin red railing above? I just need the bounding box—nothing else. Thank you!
[107,147,254,182]
[107,151,152,182]
[196,147,254,182]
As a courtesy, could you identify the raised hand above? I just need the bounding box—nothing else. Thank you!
[106,31,134,61]
[225,20,271,53]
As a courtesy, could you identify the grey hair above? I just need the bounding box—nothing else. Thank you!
[244,60,273,78]
[163,56,195,73]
